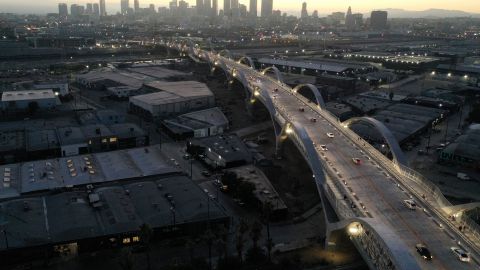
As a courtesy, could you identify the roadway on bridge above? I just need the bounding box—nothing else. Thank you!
[218,55,475,270]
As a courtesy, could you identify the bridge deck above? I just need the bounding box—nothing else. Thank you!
[218,55,476,270]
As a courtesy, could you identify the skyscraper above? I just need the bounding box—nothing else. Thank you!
[86,3,93,14]
[58,3,68,18]
[121,0,129,15]
[212,0,218,16]
[261,0,273,18]
[345,6,355,29]
[93,3,100,15]
[370,10,388,30]
[301,2,308,18]
[249,0,257,17]
[196,0,204,15]
[204,0,211,16]
[134,0,140,12]
[99,0,106,16]
[70,4,82,17]
[224,0,231,17]
[231,0,239,17]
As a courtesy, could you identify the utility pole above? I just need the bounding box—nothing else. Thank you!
[444,116,449,144]
[1,230,8,249]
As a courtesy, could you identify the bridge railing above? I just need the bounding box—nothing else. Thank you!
[288,127,364,220]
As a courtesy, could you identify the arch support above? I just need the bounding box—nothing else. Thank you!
[218,49,233,59]
[292,84,326,109]
[343,117,408,167]
[326,218,420,270]
[238,56,256,69]
[261,66,284,83]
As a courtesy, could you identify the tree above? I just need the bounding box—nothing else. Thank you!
[215,225,229,262]
[250,220,263,249]
[185,238,196,262]
[118,247,135,270]
[139,223,153,270]
[467,102,480,123]
[235,219,249,262]
[262,202,274,262]
[27,101,39,115]
[202,228,216,270]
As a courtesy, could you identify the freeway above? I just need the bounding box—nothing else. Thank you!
[200,50,479,270]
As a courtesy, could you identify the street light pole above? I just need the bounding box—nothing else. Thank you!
[190,158,193,179]
[444,116,449,144]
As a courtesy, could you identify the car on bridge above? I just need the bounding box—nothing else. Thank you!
[352,158,361,165]
[326,133,335,138]
[404,199,417,210]
[416,244,433,260]
[451,247,470,262]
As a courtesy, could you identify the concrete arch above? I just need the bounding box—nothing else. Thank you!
[330,218,420,270]
[261,66,284,83]
[218,49,233,59]
[292,84,326,109]
[238,56,256,69]
[343,117,408,167]
[443,202,480,216]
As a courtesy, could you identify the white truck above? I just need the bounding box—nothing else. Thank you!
[457,173,471,181]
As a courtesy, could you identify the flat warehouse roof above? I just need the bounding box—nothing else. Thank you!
[2,90,55,102]
[0,176,228,251]
[132,81,213,106]
[0,145,180,199]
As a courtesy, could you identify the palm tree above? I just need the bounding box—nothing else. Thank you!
[203,228,216,270]
[185,238,196,262]
[216,225,229,261]
[119,247,135,270]
[263,202,274,262]
[236,219,249,262]
[250,220,263,249]
[139,223,153,270]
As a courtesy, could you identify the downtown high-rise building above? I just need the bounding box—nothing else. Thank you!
[196,0,204,15]
[231,0,239,17]
[345,6,355,29]
[70,4,84,17]
[261,0,273,18]
[204,0,211,12]
[224,0,231,17]
[249,0,257,17]
[212,0,218,16]
[121,0,129,15]
[134,0,140,12]
[370,10,388,30]
[93,3,100,15]
[86,3,93,14]
[99,0,106,16]
[58,3,68,17]
[301,2,308,18]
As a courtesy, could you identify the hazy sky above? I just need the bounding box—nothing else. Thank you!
[1,0,479,15]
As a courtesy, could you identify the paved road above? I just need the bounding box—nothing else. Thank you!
[209,53,477,270]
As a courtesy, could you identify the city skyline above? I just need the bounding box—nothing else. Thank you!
[1,0,480,15]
